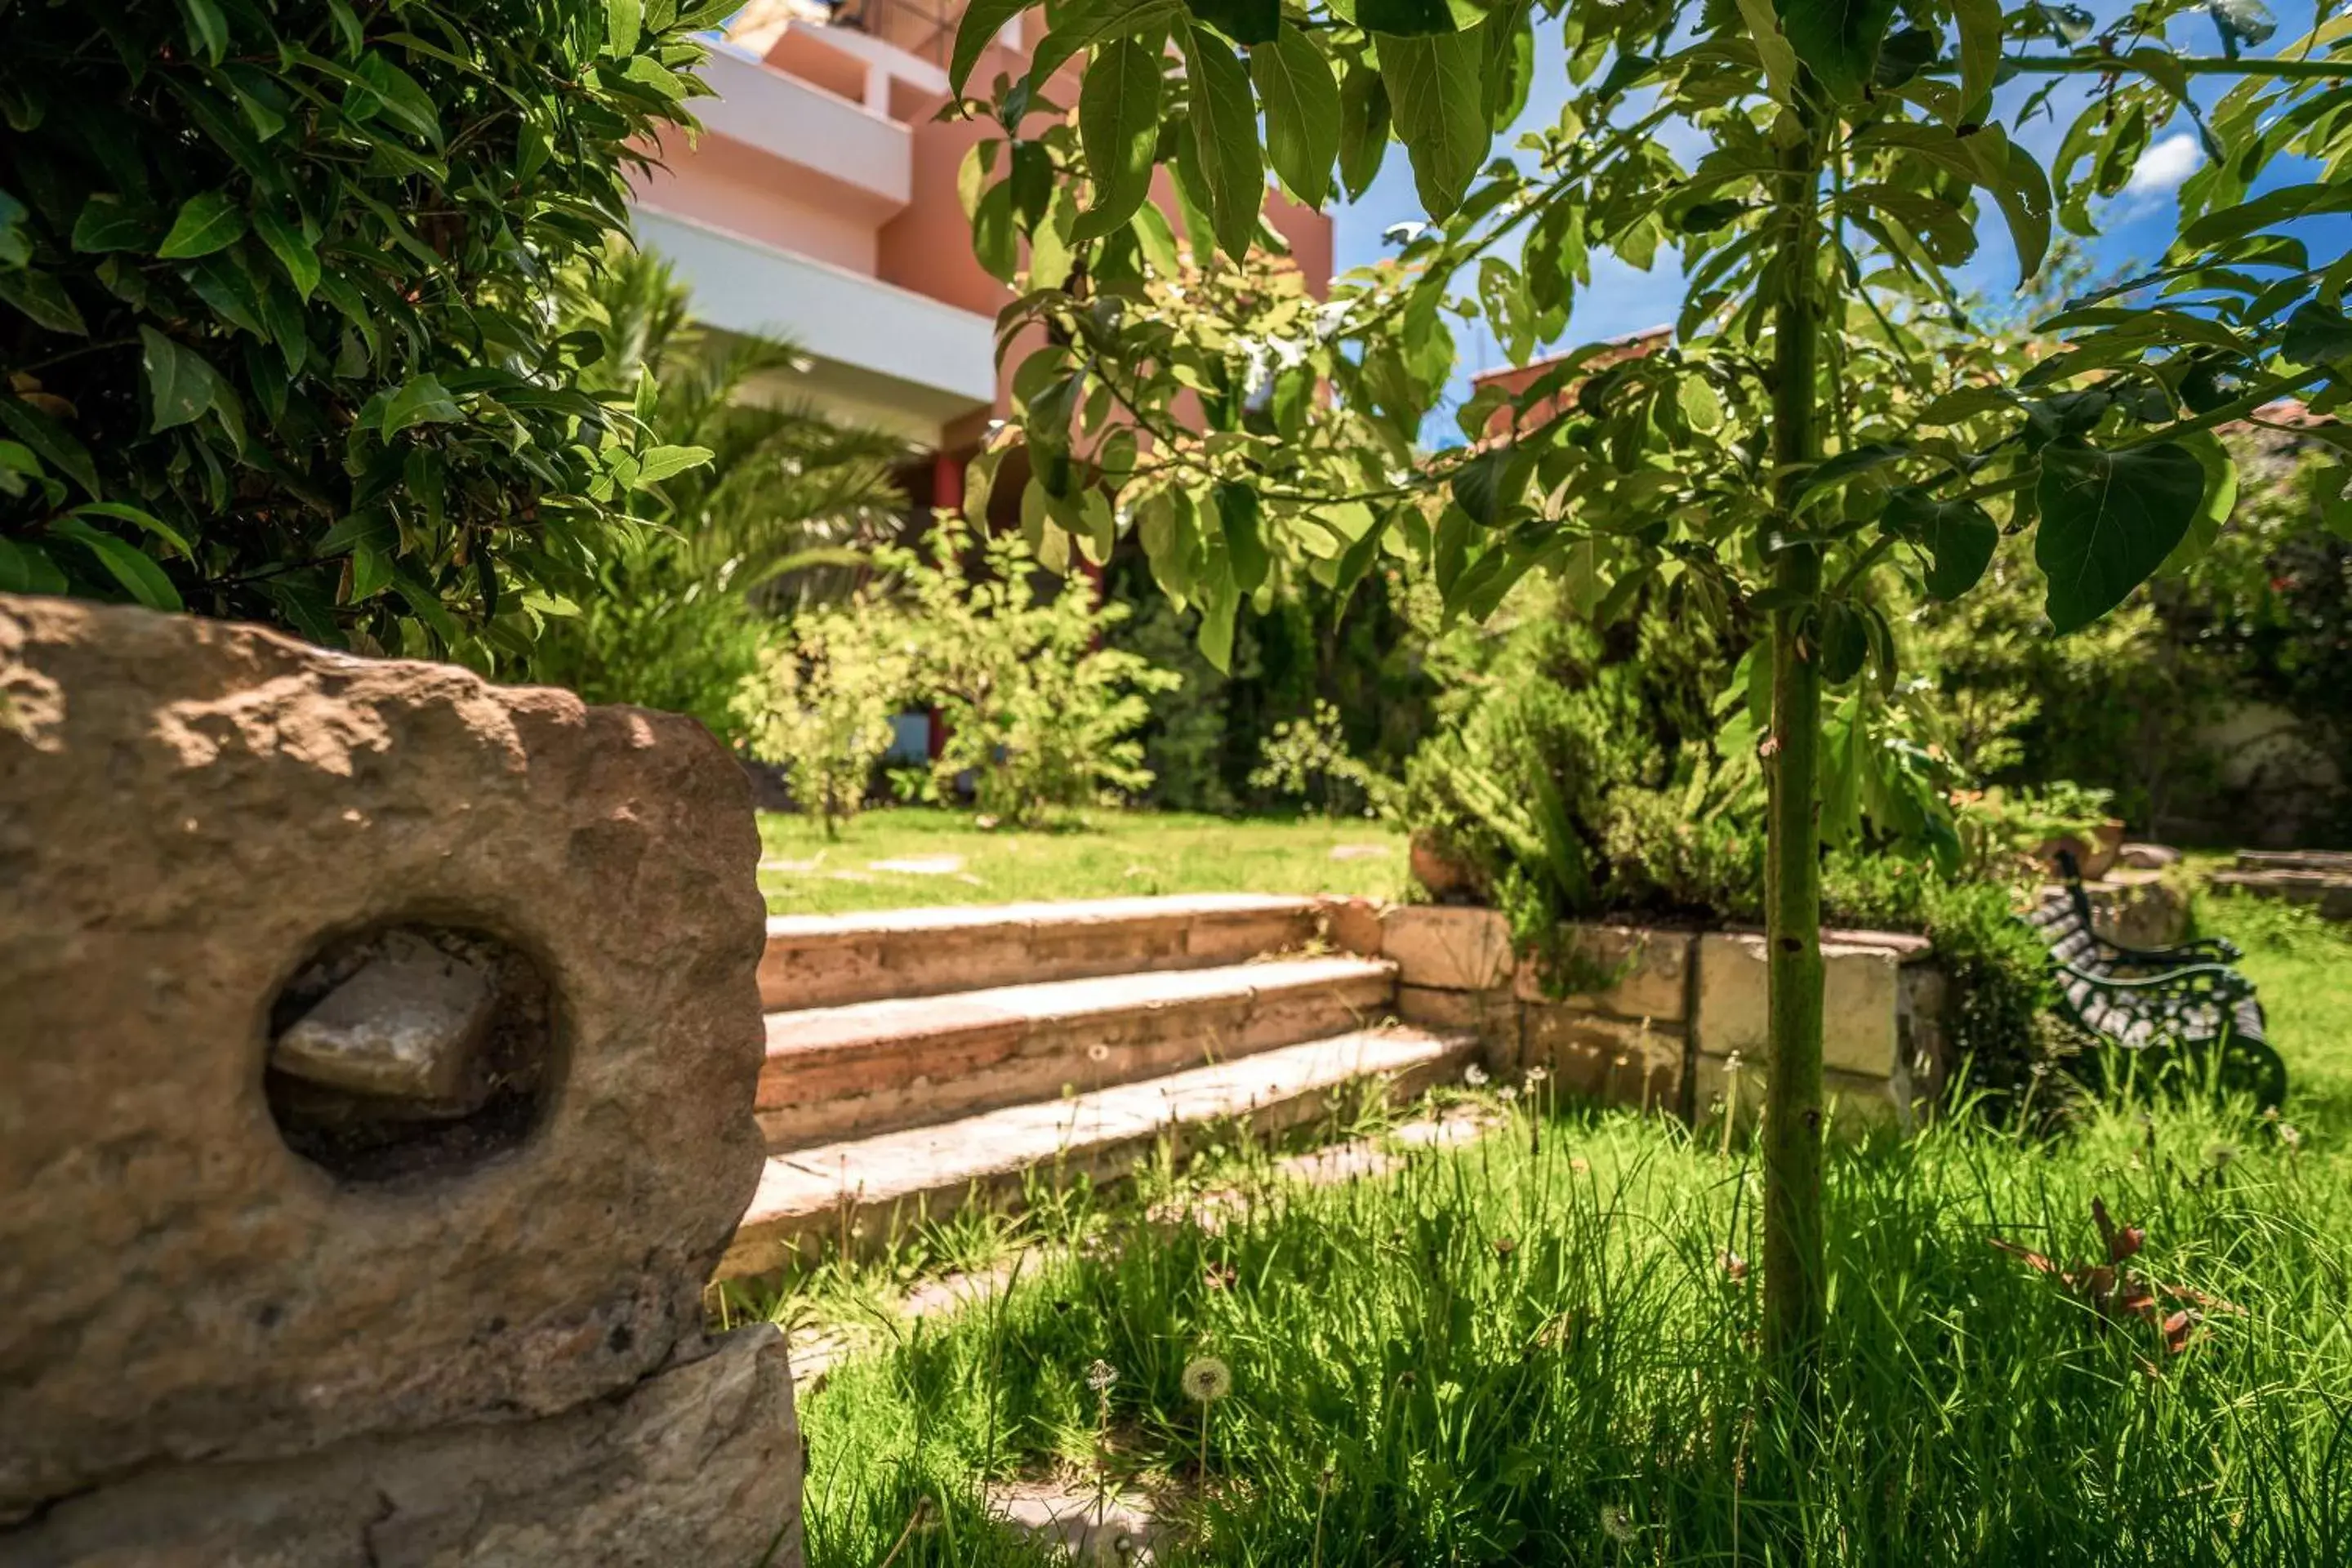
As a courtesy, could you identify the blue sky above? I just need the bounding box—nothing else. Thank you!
[1330,0,2338,425]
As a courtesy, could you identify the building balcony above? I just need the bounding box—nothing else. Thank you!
[632,206,996,447]
[693,46,911,220]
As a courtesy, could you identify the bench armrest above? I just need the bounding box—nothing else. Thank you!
[2099,934,2243,967]
[2056,961,2254,998]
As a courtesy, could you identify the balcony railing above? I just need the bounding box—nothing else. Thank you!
[818,0,964,66]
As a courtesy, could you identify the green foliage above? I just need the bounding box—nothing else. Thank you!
[0,0,724,655]
[892,519,1182,824]
[1245,698,1386,817]
[521,243,906,737]
[733,596,915,837]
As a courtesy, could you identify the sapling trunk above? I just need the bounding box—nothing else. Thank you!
[1761,109,1829,1401]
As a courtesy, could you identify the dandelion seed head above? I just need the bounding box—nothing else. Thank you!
[1085,1359,1120,1392]
[1088,1042,1111,1062]
[2277,1122,2303,1149]
[1182,1355,1233,1403]
[1463,1064,1490,1087]
[1524,1065,1549,1085]
[1599,1503,1638,1544]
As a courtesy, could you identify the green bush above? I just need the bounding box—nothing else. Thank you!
[0,0,721,657]
[733,596,914,836]
[893,519,1179,824]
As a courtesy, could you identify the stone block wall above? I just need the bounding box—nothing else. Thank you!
[0,595,801,1566]
[1329,901,1947,1132]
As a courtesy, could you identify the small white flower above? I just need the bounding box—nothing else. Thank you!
[1464,1064,1490,1088]
[1181,1355,1233,1403]
[1499,1085,1519,1102]
[1524,1065,1550,1085]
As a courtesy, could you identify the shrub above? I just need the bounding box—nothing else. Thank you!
[732,599,914,836]
[0,0,721,657]
[1247,700,1384,817]
[893,519,1180,824]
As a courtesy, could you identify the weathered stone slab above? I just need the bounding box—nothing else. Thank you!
[1521,1005,1684,1111]
[1514,924,1692,1022]
[0,1325,803,1568]
[1694,933,1901,1078]
[0,595,768,1517]
[1396,984,1521,1061]
[1316,893,1386,958]
[1380,905,1513,991]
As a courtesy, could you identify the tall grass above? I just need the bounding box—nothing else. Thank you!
[795,895,2352,1566]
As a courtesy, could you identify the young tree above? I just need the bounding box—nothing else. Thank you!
[0,0,728,662]
[947,0,2352,1398]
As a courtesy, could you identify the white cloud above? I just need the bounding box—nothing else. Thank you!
[2126,133,2203,198]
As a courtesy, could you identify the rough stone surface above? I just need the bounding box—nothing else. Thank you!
[1380,905,1513,991]
[1691,1054,1924,1132]
[2060,873,2194,950]
[1316,893,1387,958]
[2118,842,2181,870]
[1515,924,1693,1022]
[0,595,769,1517]
[1396,983,1521,1061]
[758,894,1317,1011]
[1694,933,1901,1078]
[0,1325,804,1568]
[1521,1006,1684,1111]
[270,934,499,1106]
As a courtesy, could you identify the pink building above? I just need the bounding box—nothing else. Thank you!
[631,0,1335,512]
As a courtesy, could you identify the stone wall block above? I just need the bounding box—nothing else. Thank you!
[1691,1055,1926,1134]
[1521,1006,1684,1111]
[1514,924,1693,1022]
[0,595,771,1516]
[1397,984,1521,1065]
[1379,906,1513,991]
[1694,933,1902,1078]
[1316,895,1387,959]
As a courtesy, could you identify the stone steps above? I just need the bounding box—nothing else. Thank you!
[719,1023,1477,1277]
[756,955,1396,1147]
[757,893,1321,1012]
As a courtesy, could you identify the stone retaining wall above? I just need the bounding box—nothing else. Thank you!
[0,595,800,1566]
[1324,900,1947,1132]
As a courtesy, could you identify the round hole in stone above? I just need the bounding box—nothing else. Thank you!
[265,923,555,1183]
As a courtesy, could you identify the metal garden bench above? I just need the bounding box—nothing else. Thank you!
[2025,852,2287,1107]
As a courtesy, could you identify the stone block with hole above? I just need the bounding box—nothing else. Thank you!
[1514,923,1692,1022]
[0,595,786,1550]
[1379,905,1513,991]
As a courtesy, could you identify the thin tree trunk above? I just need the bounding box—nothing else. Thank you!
[1762,108,1828,1400]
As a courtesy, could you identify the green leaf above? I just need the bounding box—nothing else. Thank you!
[381,374,463,435]
[1773,0,1897,100]
[1883,487,1995,599]
[1450,444,1526,526]
[2161,429,2237,576]
[72,196,158,254]
[2283,301,2352,367]
[47,517,183,611]
[0,269,87,335]
[1796,442,1909,510]
[972,177,1018,282]
[0,190,28,268]
[1819,601,1869,684]
[158,191,247,259]
[140,327,216,431]
[0,396,100,499]
[354,56,448,143]
[251,207,321,300]
[951,0,1031,96]
[1179,24,1263,261]
[1358,0,1455,33]
[1378,27,1486,220]
[174,0,231,64]
[1073,35,1164,243]
[1735,0,1799,104]
[1953,0,2001,121]
[0,536,70,595]
[607,0,643,55]
[1338,65,1391,201]
[1027,0,1183,95]
[1252,24,1341,211]
[70,501,192,557]
[1216,479,1267,590]
[1186,0,1278,46]
[631,443,714,485]
[2035,440,2204,633]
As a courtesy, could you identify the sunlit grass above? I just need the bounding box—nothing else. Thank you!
[755,808,1407,916]
[789,893,2352,1566]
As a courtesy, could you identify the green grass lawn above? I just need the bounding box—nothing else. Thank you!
[755,808,1408,916]
[782,888,2352,1566]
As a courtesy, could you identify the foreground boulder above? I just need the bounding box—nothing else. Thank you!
[0,595,795,1562]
